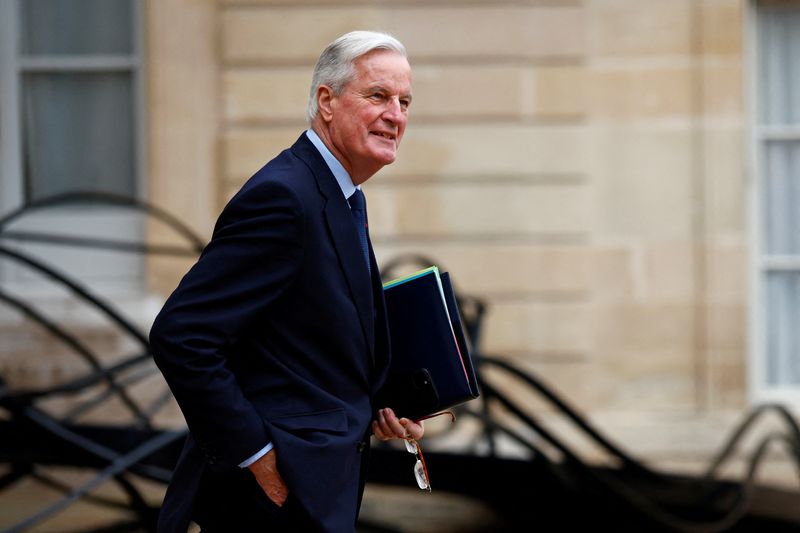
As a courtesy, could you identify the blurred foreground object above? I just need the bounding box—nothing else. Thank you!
[0,199,799,532]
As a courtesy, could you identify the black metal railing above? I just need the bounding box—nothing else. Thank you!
[1,193,799,533]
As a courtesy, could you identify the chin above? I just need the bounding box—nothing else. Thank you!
[376,148,398,164]
[363,155,395,169]
[366,140,398,160]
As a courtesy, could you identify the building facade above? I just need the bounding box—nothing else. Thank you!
[1,0,798,483]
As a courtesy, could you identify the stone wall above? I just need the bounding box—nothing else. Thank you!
[0,0,767,508]
[202,0,747,418]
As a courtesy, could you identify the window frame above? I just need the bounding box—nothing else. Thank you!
[747,0,800,404]
[0,0,148,297]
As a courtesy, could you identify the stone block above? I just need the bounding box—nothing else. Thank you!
[705,352,747,409]
[384,123,589,178]
[222,7,378,63]
[384,5,585,60]
[489,356,625,415]
[481,300,591,356]
[596,348,697,410]
[223,124,589,182]
[702,127,746,236]
[149,256,198,296]
[590,125,694,239]
[589,66,693,120]
[409,65,526,120]
[591,244,638,303]
[222,5,584,63]
[374,242,592,295]
[705,242,747,301]
[590,0,692,57]
[364,182,590,238]
[222,63,591,124]
[223,127,303,182]
[705,303,746,352]
[702,62,744,118]
[643,241,695,302]
[146,0,218,265]
[532,65,587,118]
[223,68,311,123]
[592,302,695,354]
[700,0,743,56]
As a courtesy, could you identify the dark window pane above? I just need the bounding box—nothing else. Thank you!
[22,72,136,201]
[21,0,133,55]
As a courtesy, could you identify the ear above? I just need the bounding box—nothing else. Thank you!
[317,85,335,123]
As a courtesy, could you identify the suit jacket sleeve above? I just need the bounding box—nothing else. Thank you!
[149,178,304,470]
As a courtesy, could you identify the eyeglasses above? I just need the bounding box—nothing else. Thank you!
[405,437,431,492]
[404,410,456,492]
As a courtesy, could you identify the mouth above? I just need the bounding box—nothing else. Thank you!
[371,131,396,141]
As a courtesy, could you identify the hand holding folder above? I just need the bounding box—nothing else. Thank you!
[377,266,480,421]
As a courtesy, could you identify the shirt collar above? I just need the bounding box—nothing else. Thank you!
[305,129,357,199]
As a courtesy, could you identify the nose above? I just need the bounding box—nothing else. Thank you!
[382,97,405,123]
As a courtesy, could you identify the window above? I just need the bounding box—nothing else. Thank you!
[751,0,800,400]
[0,0,145,296]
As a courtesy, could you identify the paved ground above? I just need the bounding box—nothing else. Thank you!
[0,470,498,533]
[4,410,800,532]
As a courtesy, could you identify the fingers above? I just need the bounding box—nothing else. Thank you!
[371,408,425,441]
[401,417,425,441]
[248,449,289,506]
[372,409,396,440]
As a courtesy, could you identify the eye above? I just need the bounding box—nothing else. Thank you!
[368,92,387,102]
[399,98,410,110]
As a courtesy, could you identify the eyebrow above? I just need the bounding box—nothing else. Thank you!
[364,85,413,102]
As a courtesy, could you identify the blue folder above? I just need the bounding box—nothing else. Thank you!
[378,266,480,421]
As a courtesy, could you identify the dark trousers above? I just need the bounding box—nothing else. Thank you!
[192,467,315,533]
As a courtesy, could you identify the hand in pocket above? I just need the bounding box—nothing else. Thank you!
[248,448,288,506]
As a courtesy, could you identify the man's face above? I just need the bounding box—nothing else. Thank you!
[323,50,412,184]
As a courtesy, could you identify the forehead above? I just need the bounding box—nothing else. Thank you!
[350,50,412,89]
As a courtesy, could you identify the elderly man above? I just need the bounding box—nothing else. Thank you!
[149,30,422,532]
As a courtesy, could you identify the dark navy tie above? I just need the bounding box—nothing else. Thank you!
[348,188,370,274]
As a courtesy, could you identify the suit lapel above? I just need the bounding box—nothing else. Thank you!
[367,233,391,384]
[291,135,376,361]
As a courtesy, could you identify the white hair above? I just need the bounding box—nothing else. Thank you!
[307,30,407,124]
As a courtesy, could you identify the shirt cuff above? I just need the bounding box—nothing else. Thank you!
[238,442,274,468]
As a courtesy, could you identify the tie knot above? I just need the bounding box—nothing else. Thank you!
[348,189,365,212]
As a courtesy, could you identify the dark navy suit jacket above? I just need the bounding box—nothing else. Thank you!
[149,133,391,532]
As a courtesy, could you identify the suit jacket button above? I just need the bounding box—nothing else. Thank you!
[357,441,367,453]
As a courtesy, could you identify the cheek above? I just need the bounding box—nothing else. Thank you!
[396,118,408,140]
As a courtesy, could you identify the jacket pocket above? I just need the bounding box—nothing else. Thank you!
[269,407,347,434]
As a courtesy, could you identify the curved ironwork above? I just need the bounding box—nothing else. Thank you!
[2,193,799,532]
[0,192,203,532]
[0,244,150,349]
[0,288,149,425]
[468,357,800,533]
[372,252,800,531]
[0,190,205,256]
[476,355,653,474]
